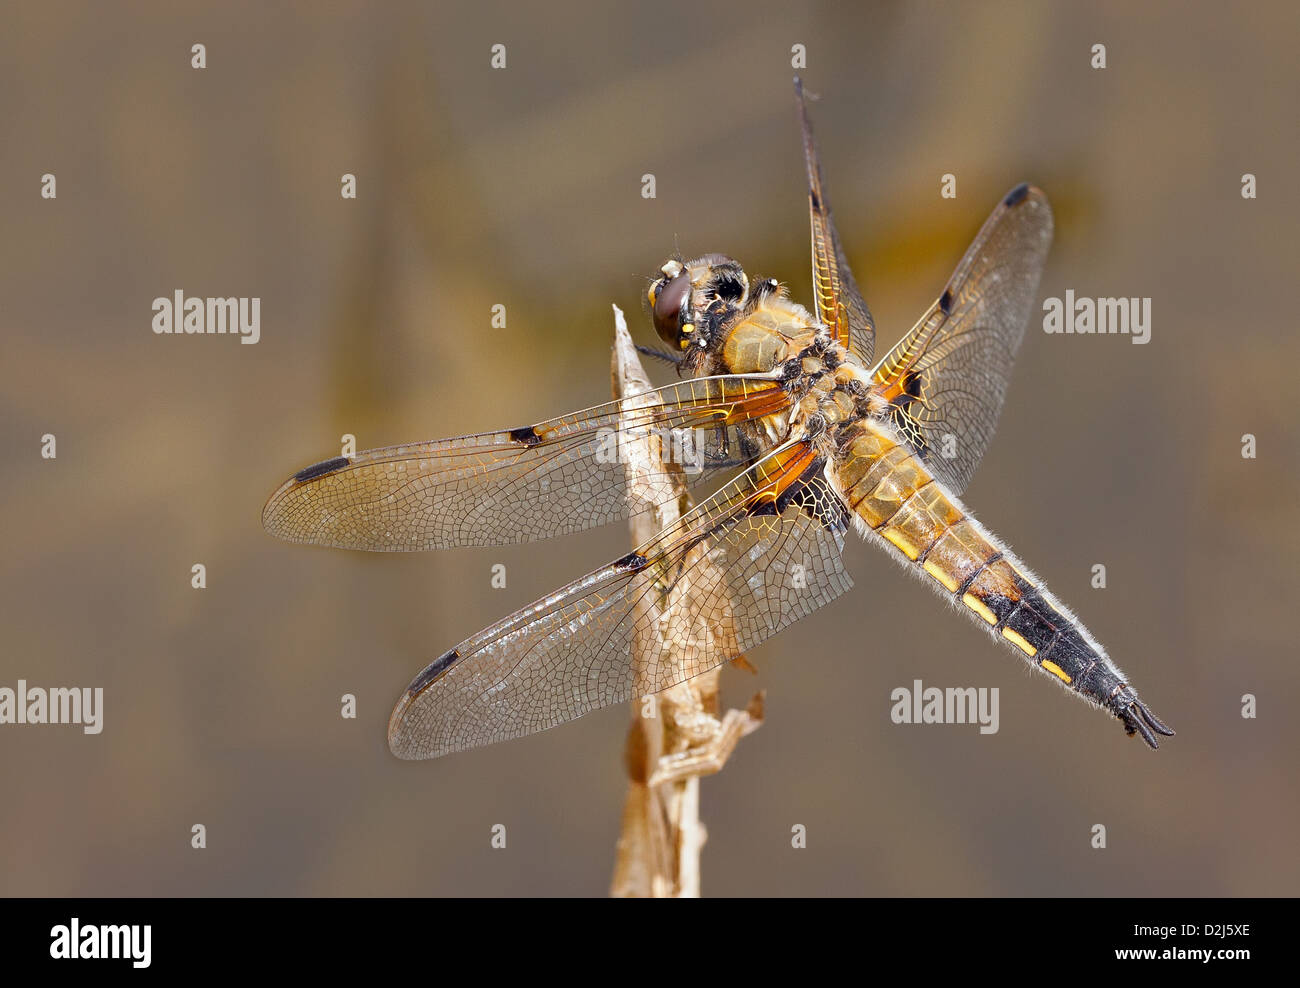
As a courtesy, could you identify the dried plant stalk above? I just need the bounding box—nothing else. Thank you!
[607,305,763,898]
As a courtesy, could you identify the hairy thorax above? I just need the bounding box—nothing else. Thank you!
[710,294,887,449]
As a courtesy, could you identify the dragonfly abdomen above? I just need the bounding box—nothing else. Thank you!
[833,418,1173,747]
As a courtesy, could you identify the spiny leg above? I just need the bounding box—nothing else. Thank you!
[635,343,684,367]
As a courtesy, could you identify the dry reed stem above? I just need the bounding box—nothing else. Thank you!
[607,305,763,898]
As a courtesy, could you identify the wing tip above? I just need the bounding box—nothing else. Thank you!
[386,694,422,760]
[1003,182,1050,210]
[262,456,352,537]
[1003,182,1032,207]
[386,649,464,759]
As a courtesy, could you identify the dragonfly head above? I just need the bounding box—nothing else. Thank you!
[647,253,751,354]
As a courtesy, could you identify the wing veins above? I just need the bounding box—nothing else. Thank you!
[871,185,1053,493]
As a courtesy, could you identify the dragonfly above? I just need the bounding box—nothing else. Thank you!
[263,78,1173,760]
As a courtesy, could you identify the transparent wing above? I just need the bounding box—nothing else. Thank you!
[796,77,875,362]
[872,184,1053,494]
[262,375,791,549]
[388,440,853,758]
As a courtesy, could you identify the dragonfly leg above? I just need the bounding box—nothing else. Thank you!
[635,343,684,367]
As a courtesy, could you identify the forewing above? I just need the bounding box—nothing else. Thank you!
[262,375,790,549]
[796,77,875,362]
[387,441,853,758]
[872,184,1053,494]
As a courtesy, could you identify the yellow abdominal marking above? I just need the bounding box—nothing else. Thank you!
[961,592,997,625]
[922,559,960,592]
[1001,627,1037,657]
[681,323,694,333]
[1041,659,1072,684]
[881,528,919,560]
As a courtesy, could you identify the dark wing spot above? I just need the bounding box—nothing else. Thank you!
[293,456,350,483]
[890,369,924,414]
[1003,182,1031,207]
[939,289,953,315]
[809,189,822,212]
[508,426,542,446]
[408,648,461,695]
[901,369,924,403]
[783,458,850,532]
[889,372,929,456]
[782,456,827,503]
[746,455,847,531]
[614,551,647,571]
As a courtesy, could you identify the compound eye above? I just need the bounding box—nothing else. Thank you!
[652,271,690,345]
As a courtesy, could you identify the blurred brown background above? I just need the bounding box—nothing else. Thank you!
[1,0,1296,896]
